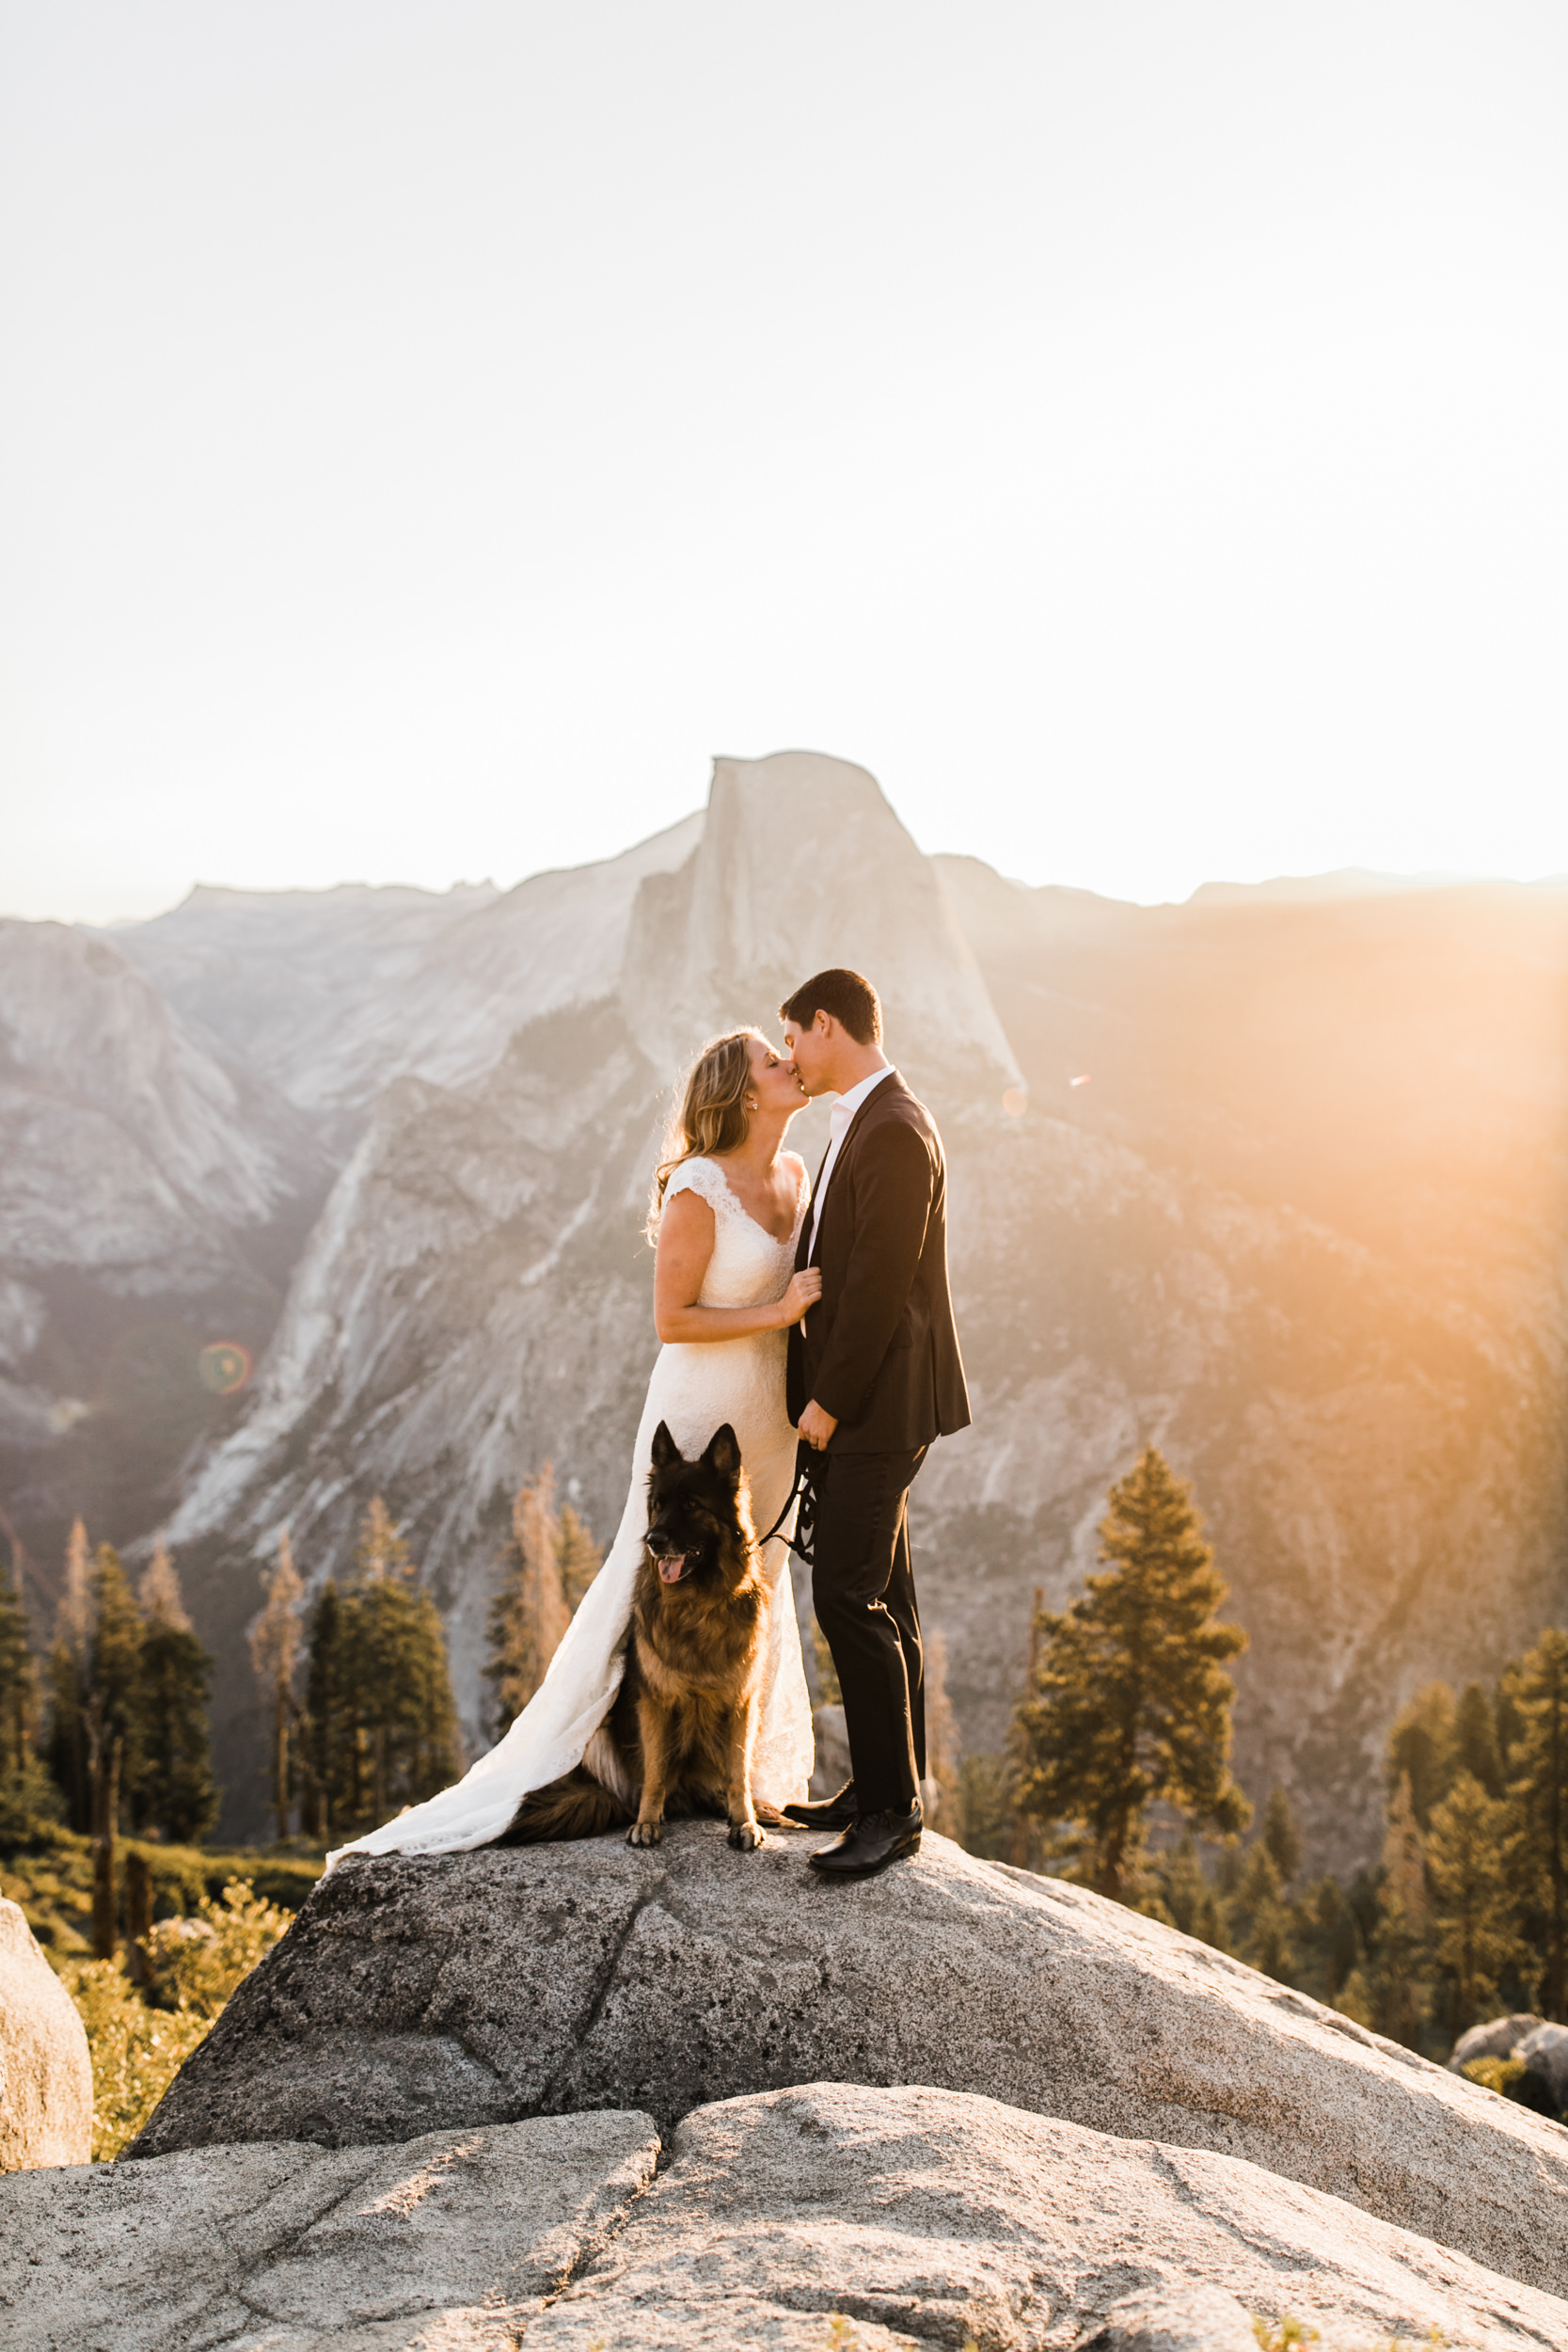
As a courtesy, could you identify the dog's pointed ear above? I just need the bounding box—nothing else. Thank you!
[651,1422,680,1470]
[704,1422,741,1484]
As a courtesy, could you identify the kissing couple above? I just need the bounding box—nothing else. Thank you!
[329,967,970,1884]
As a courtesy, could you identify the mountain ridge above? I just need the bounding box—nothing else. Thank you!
[4,753,1565,1872]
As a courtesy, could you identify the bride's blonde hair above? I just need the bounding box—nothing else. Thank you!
[647,1028,762,1237]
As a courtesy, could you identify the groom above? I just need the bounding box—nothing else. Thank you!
[778,968,971,1879]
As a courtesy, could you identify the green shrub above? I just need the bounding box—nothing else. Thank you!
[1461,2054,1528,2098]
[67,1879,293,2158]
[68,1963,209,2162]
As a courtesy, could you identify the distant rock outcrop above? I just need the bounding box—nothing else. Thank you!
[10,2083,1568,2349]
[1449,2013,1543,2072]
[0,1898,91,2171]
[1517,2022,1568,2111]
[127,1825,1568,2300]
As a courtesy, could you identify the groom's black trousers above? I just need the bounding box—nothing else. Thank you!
[810,1443,928,1816]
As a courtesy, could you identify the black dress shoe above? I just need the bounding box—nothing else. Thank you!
[809,1802,923,1880]
[783,1780,857,1831]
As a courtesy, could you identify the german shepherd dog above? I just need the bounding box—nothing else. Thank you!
[499,1421,772,1851]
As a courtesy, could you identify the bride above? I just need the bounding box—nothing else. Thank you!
[326,1028,820,1870]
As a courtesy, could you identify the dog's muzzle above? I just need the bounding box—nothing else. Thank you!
[651,1549,694,1584]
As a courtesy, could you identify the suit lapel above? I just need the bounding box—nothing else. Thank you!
[806,1071,907,1264]
[797,1141,832,1271]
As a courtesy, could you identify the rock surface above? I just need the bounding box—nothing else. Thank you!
[0,2108,657,2351]
[1081,2283,1258,2352]
[13,2084,1568,2349]
[540,2084,1568,2349]
[1449,2012,1543,2072]
[0,1898,91,2171]
[129,1823,1568,2299]
[1518,2022,1568,2109]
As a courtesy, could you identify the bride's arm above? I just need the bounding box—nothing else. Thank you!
[654,1193,821,1343]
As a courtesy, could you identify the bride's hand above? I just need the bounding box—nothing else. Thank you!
[776,1269,823,1327]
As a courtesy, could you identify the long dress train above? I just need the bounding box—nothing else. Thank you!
[325,1153,816,1868]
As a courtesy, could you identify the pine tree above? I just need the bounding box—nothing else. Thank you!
[1232,1840,1294,1981]
[1386,1683,1458,1831]
[305,1580,353,1836]
[556,1501,603,1613]
[355,1495,411,1582]
[0,1546,33,1782]
[1426,1769,1532,2035]
[922,1629,962,1829]
[347,1576,461,1829]
[1261,1787,1303,1886]
[1011,1448,1249,1902]
[0,1546,55,1835]
[46,1518,93,1831]
[135,1541,219,1845]
[1454,1681,1504,1799]
[249,1528,304,1842]
[485,1470,573,1740]
[1302,1876,1362,2006]
[1496,1662,1527,1777]
[317,1499,462,1836]
[85,1546,145,1956]
[1368,1771,1430,2048]
[1506,1628,1568,2020]
[1152,1833,1224,1948]
[952,1754,1020,1862]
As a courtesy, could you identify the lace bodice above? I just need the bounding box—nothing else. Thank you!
[662,1155,809,1308]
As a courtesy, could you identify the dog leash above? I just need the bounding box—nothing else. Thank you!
[756,1439,818,1565]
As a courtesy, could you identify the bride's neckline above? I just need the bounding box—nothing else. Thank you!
[704,1152,804,1248]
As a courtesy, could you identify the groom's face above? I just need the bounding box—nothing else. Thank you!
[784,1012,832,1097]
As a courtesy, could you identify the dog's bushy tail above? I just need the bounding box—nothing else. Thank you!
[499,1766,632,1845]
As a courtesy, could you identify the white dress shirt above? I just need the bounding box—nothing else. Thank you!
[808,1063,896,1259]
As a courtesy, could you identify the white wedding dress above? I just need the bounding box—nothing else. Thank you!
[325,1153,816,1870]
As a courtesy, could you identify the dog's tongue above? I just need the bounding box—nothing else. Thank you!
[657,1555,687,1583]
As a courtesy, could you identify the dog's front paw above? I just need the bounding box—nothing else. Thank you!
[627,1820,663,1848]
[728,1819,765,1851]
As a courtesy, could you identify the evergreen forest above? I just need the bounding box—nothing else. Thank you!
[6,1447,1568,2147]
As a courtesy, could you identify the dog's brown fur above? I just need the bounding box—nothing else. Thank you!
[499,1421,772,1851]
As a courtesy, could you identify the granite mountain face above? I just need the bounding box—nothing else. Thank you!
[0,916,329,1587]
[5,750,1566,1870]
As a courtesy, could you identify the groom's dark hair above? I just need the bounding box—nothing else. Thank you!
[780,968,882,1046]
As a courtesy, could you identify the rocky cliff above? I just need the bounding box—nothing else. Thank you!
[6,751,1567,1868]
[122,1821,1568,2302]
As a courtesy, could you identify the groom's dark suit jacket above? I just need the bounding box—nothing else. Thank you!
[787,1071,971,1454]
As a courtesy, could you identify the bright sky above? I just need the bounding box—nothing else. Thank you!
[3,3,1565,923]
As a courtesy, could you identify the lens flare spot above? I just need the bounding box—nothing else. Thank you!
[1069,1073,1092,1088]
[1001,1088,1027,1119]
[198,1341,252,1397]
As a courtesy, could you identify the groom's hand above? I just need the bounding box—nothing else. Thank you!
[799,1400,838,1453]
